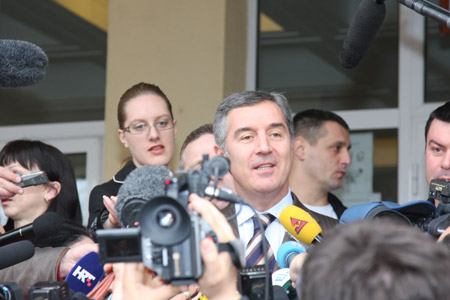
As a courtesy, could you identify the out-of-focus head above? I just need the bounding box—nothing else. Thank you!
[179,124,234,209]
[292,109,351,191]
[179,124,215,170]
[0,140,81,226]
[213,91,293,205]
[424,101,450,187]
[117,82,177,167]
[33,222,93,248]
[300,220,450,300]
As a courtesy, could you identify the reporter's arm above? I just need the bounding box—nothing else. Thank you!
[0,246,68,296]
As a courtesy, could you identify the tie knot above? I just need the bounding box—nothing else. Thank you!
[252,213,275,229]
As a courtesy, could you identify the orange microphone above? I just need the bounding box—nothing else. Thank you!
[279,205,323,245]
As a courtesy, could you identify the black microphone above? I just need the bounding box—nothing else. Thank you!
[116,165,169,227]
[0,212,62,246]
[0,240,35,269]
[0,39,49,88]
[339,0,386,69]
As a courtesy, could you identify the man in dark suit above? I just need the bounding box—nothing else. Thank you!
[211,91,338,268]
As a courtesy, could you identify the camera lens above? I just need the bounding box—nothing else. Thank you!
[157,209,176,228]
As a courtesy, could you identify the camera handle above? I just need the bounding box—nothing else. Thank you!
[217,239,245,269]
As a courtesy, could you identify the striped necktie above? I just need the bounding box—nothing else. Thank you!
[245,213,276,270]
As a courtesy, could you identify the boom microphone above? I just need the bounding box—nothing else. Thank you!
[0,212,62,246]
[0,39,48,88]
[398,0,450,29]
[339,0,386,69]
[0,240,35,269]
[116,165,170,227]
[279,206,323,245]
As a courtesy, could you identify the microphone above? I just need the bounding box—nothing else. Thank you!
[276,241,306,269]
[65,252,105,295]
[0,240,35,269]
[272,268,296,300]
[204,185,248,205]
[0,212,62,246]
[116,165,169,227]
[0,39,49,88]
[279,206,323,245]
[339,0,386,69]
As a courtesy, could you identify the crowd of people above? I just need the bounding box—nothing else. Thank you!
[0,82,449,299]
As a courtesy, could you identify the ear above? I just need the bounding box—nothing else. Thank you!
[293,136,307,161]
[118,129,128,148]
[214,145,225,157]
[44,181,61,203]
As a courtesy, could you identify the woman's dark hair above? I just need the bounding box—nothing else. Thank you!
[33,222,91,248]
[0,140,82,225]
[118,82,173,129]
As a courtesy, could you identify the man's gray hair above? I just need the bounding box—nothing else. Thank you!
[213,90,293,153]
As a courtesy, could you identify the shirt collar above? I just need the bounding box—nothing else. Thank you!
[236,189,293,226]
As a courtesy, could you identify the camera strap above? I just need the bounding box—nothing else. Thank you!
[217,239,245,269]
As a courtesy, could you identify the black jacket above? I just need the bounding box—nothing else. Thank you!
[87,161,136,229]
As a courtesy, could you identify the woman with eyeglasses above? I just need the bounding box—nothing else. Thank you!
[88,82,177,230]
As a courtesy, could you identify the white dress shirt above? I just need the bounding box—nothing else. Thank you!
[235,189,293,261]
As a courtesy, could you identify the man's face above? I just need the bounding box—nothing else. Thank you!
[300,121,351,191]
[181,133,234,192]
[425,119,450,186]
[223,100,292,200]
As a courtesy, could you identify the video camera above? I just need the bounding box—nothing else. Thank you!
[429,179,450,215]
[0,281,71,300]
[97,155,230,285]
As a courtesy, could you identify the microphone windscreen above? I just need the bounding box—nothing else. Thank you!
[65,252,104,294]
[339,0,386,69]
[0,240,35,269]
[279,206,322,245]
[116,165,170,227]
[277,241,306,269]
[32,212,63,237]
[0,39,48,88]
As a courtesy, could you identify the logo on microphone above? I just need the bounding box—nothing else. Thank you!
[290,217,308,234]
[72,266,96,287]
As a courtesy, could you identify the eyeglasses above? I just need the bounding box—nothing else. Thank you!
[122,119,174,134]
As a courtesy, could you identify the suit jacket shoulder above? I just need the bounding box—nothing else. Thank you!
[292,192,339,233]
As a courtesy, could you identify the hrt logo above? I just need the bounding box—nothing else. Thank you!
[72,266,96,287]
[290,217,308,234]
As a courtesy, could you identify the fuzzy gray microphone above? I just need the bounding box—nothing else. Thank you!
[0,39,49,88]
[116,165,170,227]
